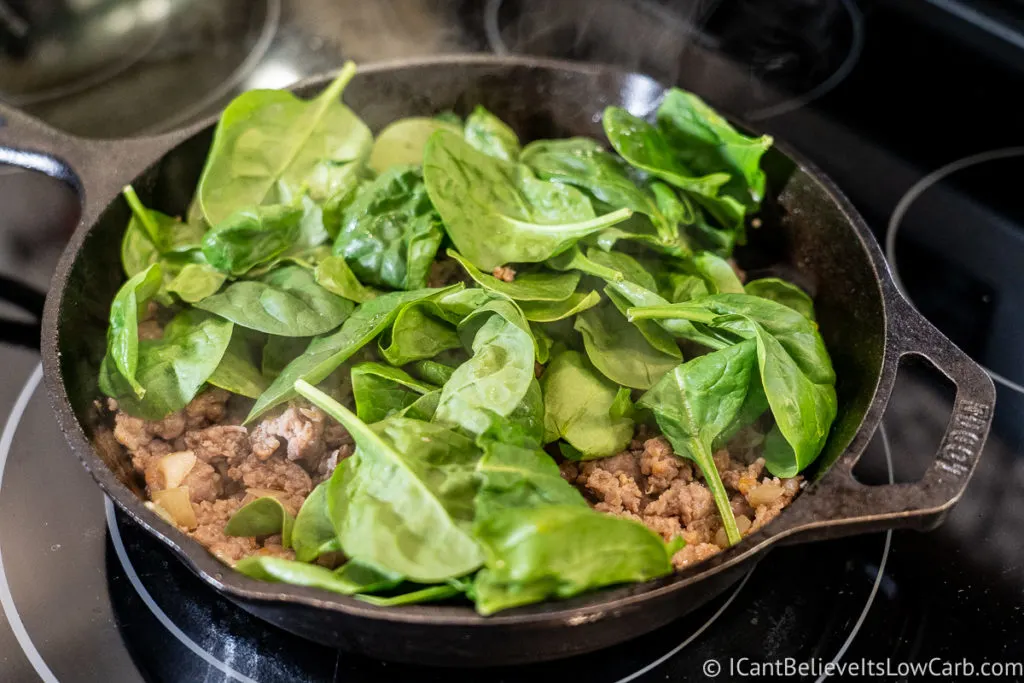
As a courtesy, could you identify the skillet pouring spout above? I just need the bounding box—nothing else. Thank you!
[6,55,993,665]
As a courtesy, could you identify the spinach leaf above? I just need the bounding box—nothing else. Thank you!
[122,185,204,254]
[107,263,163,397]
[247,285,461,421]
[377,300,461,366]
[744,278,815,320]
[584,250,683,360]
[351,362,435,424]
[100,308,233,419]
[478,378,545,451]
[314,255,378,303]
[236,556,402,595]
[197,62,372,226]
[395,389,441,421]
[474,441,587,521]
[332,165,444,290]
[471,505,676,615]
[574,301,679,390]
[405,359,456,386]
[196,265,354,337]
[629,294,837,476]
[434,302,536,436]
[519,290,601,323]
[225,496,295,547]
[207,327,268,399]
[464,105,520,161]
[638,340,762,545]
[201,204,303,276]
[369,117,460,172]
[521,137,682,247]
[291,481,341,562]
[656,88,773,212]
[546,245,625,282]
[540,350,634,459]
[296,381,484,582]
[448,249,580,302]
[165,263,226,303]
[261,335,309,381]
[355,584,462,607]
[661,271,709,303]
[423,130,632,270]
[121,218,162,277]
[603,106,744,231]
[693,252,743,294]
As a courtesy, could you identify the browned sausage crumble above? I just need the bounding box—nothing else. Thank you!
[110,390,800,570]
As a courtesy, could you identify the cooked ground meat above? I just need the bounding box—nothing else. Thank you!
[112,389,346,565]
[561,434,802,570]
[491,265,516,282]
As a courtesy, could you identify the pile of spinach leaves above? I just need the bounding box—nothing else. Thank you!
[99,62,836,613]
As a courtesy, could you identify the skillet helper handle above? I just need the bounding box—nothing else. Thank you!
[0,101,191,227]
[777,290,996,543]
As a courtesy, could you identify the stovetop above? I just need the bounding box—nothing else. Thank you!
[1,1,1023,681]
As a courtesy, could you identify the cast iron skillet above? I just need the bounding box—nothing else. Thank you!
[0,56,996,666]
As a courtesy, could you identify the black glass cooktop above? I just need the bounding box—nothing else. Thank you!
[2,1,1023,681]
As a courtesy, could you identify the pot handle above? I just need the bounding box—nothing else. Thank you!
[774,287,995,543]
[0,102,196,348]
[0,102,195,228]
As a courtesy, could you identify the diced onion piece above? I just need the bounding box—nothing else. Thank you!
[155,450,197,489]
[152,487,198,529]
[736,515,753,534]
[747,482,784,506]
[144,500,176,526]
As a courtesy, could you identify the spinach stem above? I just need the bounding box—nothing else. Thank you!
[694,442,742,546]
[627,304,717,324]
[122,185,161,244]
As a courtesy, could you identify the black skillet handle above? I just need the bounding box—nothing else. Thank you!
[0,102,191,348]
[774,286,996,544]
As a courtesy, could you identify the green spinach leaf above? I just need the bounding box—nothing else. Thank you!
[122,185,204,254]
[333,165,444,290]
[197,265,354,337]
[629,294,837,476]
[225,496,295,547]
[208,327,268,399]
[405,359,456,386]
[540,350,634,459]
[351,362,435,424]
[247,285,461,421]
[236,556,402,595]
[377,300,461,366]
[100,308,233,419]
[433,302,536,436]
[296,381,484,582]
[519,290,601,323]
[202,204,303,276]
[474,441,587,521]
[521,137,683,248]
[107,263,163,397]
[638,340,762,545]
[197,62,371,225]
[744,278,815,320]
[291,481,341,563]
[447,249,580,302]
[464,105,520,161]
[423,129,632,270]
[603,106,743,231]
[314,255,378,303]
[574,301,679,390]
[355,584,462,607]
[655,88,773,212]
[165,263,226,303]
[471,505,676,615]
[693,251,744,294]
[369,117,460,172]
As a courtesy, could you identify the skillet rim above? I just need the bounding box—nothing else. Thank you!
[41,54,899,626]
